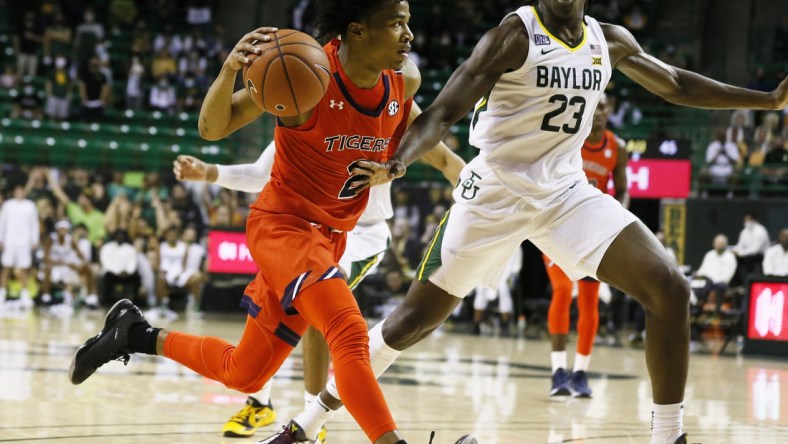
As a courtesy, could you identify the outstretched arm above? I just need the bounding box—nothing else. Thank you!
[604,24,788,110]
[393,17,529,169]
[354,16,528,184]
[173,141,275,194]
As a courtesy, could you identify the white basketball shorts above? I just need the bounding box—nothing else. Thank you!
[417,155,637,297]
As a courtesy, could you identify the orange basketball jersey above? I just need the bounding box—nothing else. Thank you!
[581,129,619,193]
[254,39,412,232]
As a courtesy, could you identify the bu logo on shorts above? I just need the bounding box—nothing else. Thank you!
[460,171,481,200]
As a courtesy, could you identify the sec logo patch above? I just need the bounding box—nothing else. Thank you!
[388,100,400,116]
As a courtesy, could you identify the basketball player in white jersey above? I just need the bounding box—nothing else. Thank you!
[274,1,788,443]
[172,106,463,439]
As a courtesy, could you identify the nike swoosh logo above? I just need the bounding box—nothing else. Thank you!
[541,47,559,55]
[246,79,258,98]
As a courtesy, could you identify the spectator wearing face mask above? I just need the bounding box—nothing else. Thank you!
[732,213,771,282]
[45,54,72,120]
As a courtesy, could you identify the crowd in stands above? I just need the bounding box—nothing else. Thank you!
[3,0,224,122]
[0,165,248,318]
[700,109,788,196]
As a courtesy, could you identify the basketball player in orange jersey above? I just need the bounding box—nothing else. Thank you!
[273,1,788,443]
[67,1,475,443]
[172,99,463,440]
[545,93,628,399]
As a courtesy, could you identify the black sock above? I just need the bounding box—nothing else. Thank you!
[127,323,161,355]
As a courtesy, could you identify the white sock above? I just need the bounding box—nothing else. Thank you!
[304,391,316,409]
[19,288,30,300]
[326,319,402,399]
[551,351,567,373]
[650,402,684,444]
[573,353,591,372]
[293,395,336,440]
[254,379,273,405]
[0,287,7,302]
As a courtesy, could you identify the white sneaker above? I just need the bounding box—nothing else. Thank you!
[84,294,100,309]
[19,296,34,310]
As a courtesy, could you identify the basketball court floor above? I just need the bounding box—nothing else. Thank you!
[1,309,786,444]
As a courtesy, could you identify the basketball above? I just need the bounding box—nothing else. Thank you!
[242,29,331,117]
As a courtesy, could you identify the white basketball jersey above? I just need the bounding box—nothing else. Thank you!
[468,6,612,208]
[357,181,393,226]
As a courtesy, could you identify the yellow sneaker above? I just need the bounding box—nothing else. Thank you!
[221,396,277,438]
[316,425,327,443]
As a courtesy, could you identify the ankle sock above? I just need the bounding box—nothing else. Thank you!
[127,323,160,355]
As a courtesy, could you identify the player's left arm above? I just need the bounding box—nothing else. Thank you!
[604,24,788,110]
[612,143,630,209]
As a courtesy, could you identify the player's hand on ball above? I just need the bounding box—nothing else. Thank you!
[350,159,407,188]
[173,155,209,182]
[225,27,279,71]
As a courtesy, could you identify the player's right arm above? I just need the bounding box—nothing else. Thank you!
[198,28,277,141]
[369,15,529,180]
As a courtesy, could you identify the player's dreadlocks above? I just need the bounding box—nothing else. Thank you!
[314,0,408,42]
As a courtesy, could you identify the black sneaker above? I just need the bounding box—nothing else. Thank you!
[68,299,148,385]
[257,420,312,443]
[674,433,688,444]
[454,435,478,444]
[550,368,572,397]
[569,370,593,398]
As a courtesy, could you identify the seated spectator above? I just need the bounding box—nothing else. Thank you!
[702,128,739,185]
[177,73,204,113]
[151,48,178,81]
[762,129,788,179]
[125,56,146,110]
[732,213,771,283]
[763,228,788,277]
[726,109,753,162]
[0,65,18,89]
[105,192,135,235]
[153,23,183,58]
[694,234,737,313]
[14,10,43,78]
[40,219,85,314]
[45,55,73,121]
[186,0,214,29]
[149,76,177,114]
[170,183,205,236]
[149,225,204,318]
[78,57,109,121]
[11,81,44,120]
[43,12,73,65]
[99,229,140,305]
[71,222,98,308]
[748,125,773,166]
[178,49,207,77]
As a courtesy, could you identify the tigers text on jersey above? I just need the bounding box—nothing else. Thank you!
[255,39,412,232]
[582,129,619,193]
[468,6,612,208]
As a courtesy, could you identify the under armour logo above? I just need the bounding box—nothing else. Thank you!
[330,100,344,110]
[460,171,481,200]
